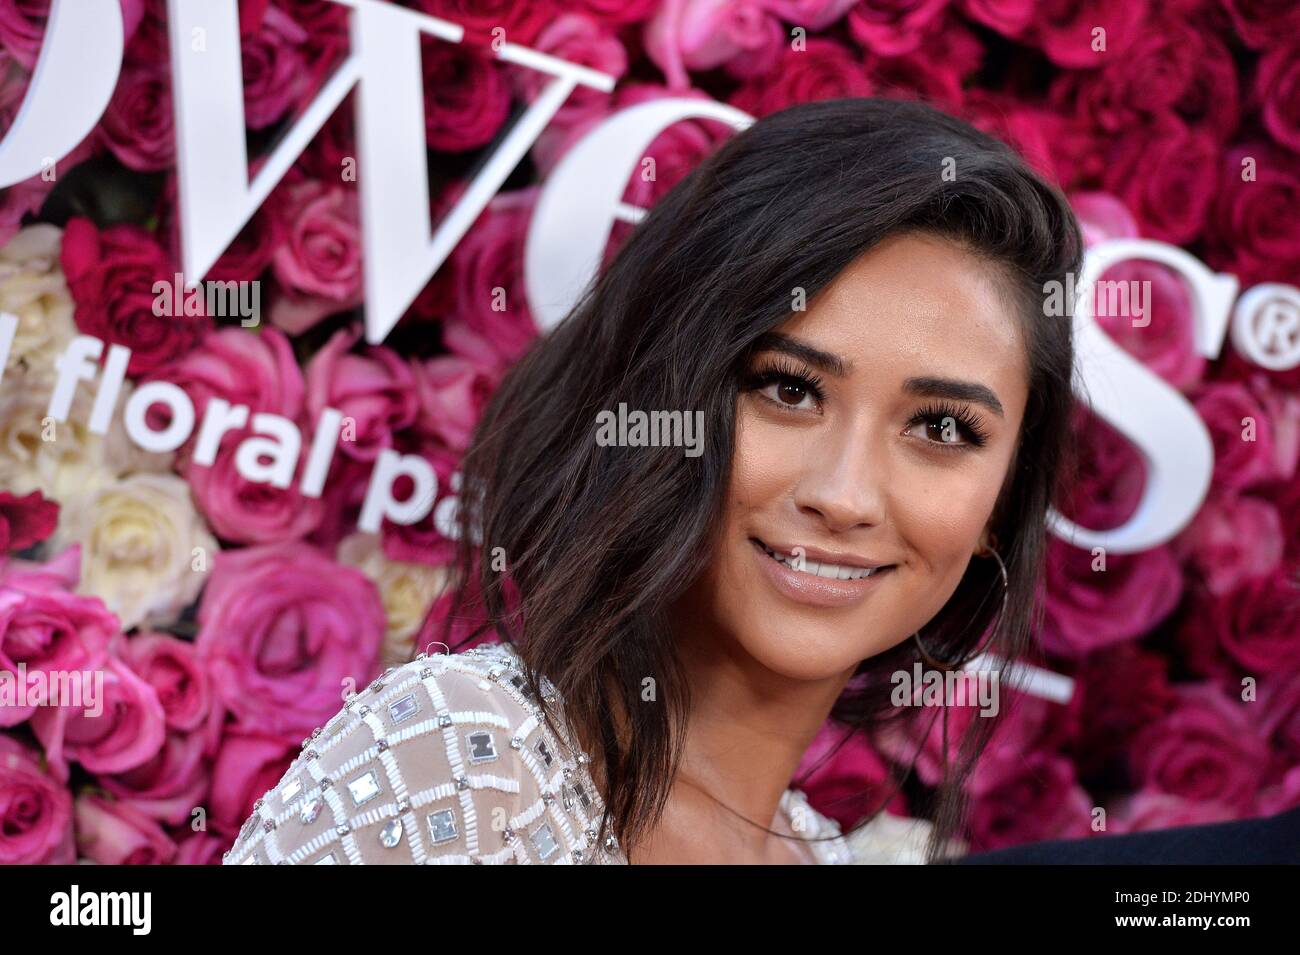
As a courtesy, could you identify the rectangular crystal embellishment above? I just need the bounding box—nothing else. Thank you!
[313,852,338,865]
[427,808,458,844]
[530,823,559,861]
[281,778,302,802]
[388,693,419,724]
[347,770,382,806]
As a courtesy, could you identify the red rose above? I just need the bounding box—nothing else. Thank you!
[1221,0,1300,50]
[1257,41,1300,154]
[1102,114,1217,245]
[98,59,174,172]
[1206,143,1300,287]
[966,749,1094,850]
[729,39,873,119]
[422,36,512,152]
[60,218,211,377]
[0,489,58,552]
[418,0,554,48]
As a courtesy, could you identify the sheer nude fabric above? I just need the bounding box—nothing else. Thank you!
[223,641,858,865]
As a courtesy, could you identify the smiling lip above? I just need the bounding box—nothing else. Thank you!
[750,537,896,608]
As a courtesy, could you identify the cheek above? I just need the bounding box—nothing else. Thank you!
[896,459,1006,574]
[726,412,803,509]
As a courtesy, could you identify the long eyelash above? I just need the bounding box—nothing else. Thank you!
[740,357,827,405]
[910,400,991,448]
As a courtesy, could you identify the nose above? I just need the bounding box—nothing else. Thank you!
[792,418,887,533]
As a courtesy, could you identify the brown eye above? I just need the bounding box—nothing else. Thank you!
[777,381,807,405]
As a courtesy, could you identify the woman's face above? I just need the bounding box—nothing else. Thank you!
[681,231,1030,682]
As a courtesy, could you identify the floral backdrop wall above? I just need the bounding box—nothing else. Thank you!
[1,0,1299,864]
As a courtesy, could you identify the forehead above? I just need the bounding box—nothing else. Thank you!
[778,231,1029,393]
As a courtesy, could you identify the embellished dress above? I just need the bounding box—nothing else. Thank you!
[222,641,888,865]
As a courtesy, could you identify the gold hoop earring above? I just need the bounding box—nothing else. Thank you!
[912,545,1009,670]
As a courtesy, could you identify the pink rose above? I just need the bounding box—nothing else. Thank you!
[1206,143,1300,287]
[99,727,210,826]
[0,733,74,864]
[174,831,227,865]
[418,0,555,48]
[30,654,167,783]
[117,632,218,735]
[796,722,909,830]
[1071,190,1139,245]
[1041,536,1183,658]
[442,188,542,372]
[1102,114,1217,245]
[148,326,305,428]
[74,792,176,865]
[1179,569,1300,680]
[1258,765,1300,816]
[865,18,983,112]
[0,489,58,552]
[208,725,296,840]
[1066,643,1175,778]
[1111,791,1239,834]
[846,0,949,57]
[569,0,659,24]
[1028,0,1149,70]
[268,175,363,335]
[1256,678,1300,771]
[305,326,419,463]
[413,355,499,453]
[645,0,785,89]
[728,38,872,118]
[966,749,1094,850]
[98,58,174,171]
[61,218,211,377]
[1129,683,1268,813]
[1258,41,1300,154]
[380,438,462,567]
[961,92,1067,184]
[240,5,308,129]
[184,434,326,545]
[0,558,116,728]
[1172,491,1284,596]
[196,542,385,738]
[421,36,511,152]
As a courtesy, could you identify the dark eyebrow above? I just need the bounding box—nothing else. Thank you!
[903,376,1005,418]
[750,332,849,376]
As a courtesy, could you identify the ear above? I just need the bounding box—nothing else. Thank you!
[975,528,1000,557]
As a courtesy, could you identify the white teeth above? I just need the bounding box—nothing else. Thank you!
[761,544,884,581]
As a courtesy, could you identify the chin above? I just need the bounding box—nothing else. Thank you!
[733,614,873,682]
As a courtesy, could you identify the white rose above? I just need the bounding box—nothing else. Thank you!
[846,810,963,864]
[53,472,218,631]
[0,223,77,372]
[337,531,451,665]
[0,365,174,507]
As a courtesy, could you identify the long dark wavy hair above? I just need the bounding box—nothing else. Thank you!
[429,96,1084,863]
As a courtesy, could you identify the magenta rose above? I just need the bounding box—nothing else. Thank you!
[305,326,419,463]
[1065,642,1176,778]
[1041,536,1183,658]
[1129,683,1268,813]
[1172,491,1284,596]
[1186,569,1300,679]
[0,0,143,69]
[380,437,462,567]
[1221,0,1300,50]
[0,558,116,728]
[0,733,74,864]
[1258,41,1300,154]
[1192,377,1295,491]
[240,5,308,129]
[961,91,1066,184]
[966,748,1094,850]
[174,831,227,865]
[509,13,627,123]
[0,490,58,552]
[30,654,167,783]
[99,727,210,826]
[421,35,511,152]
[268,175,363,335]
[98,58,174,171]
[796,722,909,830]
[196,542,385,738]
[569,0,659,24]
[1206,143,1300,287]
[958,0,1033,37]
[117,632,217,735]
[729,38,873,118]
[1111,791,1239,834]
[208,725,297,840]
[441,188,542,372]
[1258,765,1300,816]
[1256,678,1300,771]
[413,355,500,453]
[184,434,326,545]
[1027,0,1149,70]
[74,792,176,864]
[1102,114,1217,245]
[865,19,984,112]
[846,0,949,57]
[61,217,211,376]
[149,326,305,428]
[418,0,554,48]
